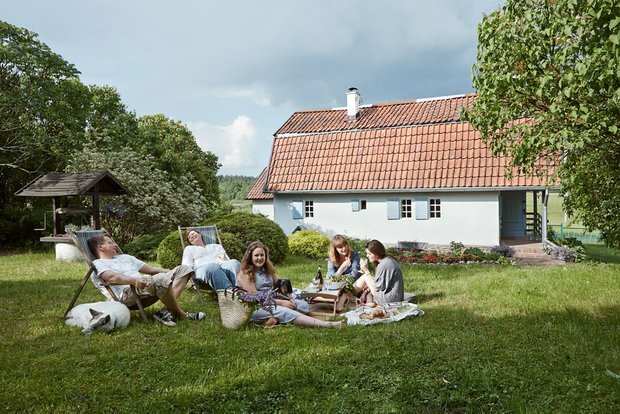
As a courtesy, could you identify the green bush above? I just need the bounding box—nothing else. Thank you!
[347,237,370,256]
[208,212,289,263]
[463,247,486,257]
[123,230,170,261]
[219,232,245,261]
[288,230,330,259]
[156,231,183,269]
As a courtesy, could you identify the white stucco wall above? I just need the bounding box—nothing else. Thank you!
[251,200,274,220]
[271,192,501,246]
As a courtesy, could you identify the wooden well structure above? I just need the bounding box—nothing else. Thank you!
[15,171,131,238]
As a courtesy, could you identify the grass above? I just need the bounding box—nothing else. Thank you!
[1,251,619,413]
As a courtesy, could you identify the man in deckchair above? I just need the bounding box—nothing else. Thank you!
[88,234,205,327]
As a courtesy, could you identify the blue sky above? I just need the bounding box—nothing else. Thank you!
[2,0,501,176]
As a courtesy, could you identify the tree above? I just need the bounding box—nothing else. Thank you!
[0,21,90,205]
[67,147,210,245]
[463,0,620,246]
[137,114,220,209]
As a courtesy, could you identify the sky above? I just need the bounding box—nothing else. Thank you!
[2,0,502,177]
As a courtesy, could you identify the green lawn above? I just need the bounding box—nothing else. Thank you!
[1,251,619,413]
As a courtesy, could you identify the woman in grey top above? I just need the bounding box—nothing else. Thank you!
[337,239,404,309]
[237,241,343,328]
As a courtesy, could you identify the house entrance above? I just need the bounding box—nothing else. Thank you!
[501,191,526,238]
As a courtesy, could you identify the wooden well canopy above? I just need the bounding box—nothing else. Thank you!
[15,171,131,236]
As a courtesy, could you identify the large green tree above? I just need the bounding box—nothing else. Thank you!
[0,21,90,205]
[464,0,620,246]
[137,114,220,209]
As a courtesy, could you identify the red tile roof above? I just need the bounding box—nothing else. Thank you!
[276,94,476,135]
[265,95,556,192]
[245,168,273,200]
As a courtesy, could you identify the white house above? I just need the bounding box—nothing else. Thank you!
[247,89,556,247]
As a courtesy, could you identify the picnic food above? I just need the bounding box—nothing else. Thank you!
[359,308,388,320]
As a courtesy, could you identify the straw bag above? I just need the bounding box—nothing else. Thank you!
[217,287,252,329]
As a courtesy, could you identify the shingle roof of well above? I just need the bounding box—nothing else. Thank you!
[15,171,131,197]
[245,168,273,200]
[265,95,556,192]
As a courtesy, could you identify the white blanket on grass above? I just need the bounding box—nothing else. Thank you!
[343,302,424,326]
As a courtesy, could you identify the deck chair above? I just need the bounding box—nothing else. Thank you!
[178,225,225,303]
[64,229,158,321]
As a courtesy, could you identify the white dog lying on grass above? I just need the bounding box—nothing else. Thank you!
[65,301,130,334]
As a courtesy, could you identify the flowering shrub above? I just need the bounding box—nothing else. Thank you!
[239,290,277,314]
[423,253,437,263]
[490,244,516,257]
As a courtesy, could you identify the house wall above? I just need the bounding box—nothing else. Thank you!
[271,192,501,246]
[251,200,274,220]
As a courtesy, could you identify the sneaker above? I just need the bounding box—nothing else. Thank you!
[186,311,206,321]
[153,310,176,327]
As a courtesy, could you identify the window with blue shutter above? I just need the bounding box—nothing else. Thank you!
[387,199,400,220]
[291,200,303,219]
[415,197,429,220]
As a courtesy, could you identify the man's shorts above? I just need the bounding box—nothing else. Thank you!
[121,265,193,306]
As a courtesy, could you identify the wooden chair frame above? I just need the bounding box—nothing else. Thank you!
[64,229,157,322]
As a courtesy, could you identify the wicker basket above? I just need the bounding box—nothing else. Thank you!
[217,288,252,329]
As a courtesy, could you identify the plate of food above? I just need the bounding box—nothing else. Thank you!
[325,281,345,290]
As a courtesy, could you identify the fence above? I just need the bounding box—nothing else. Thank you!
[548,224,601,244]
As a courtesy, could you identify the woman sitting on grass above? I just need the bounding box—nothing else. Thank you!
[237,241,343,328]
[327,235,362,281]
[336,239,404,310]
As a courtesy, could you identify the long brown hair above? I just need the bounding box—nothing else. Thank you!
[328,234,351,267]
[365,239,386,266]
[239,241,277,283]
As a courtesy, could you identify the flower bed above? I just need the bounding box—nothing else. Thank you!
[390,243,515,265]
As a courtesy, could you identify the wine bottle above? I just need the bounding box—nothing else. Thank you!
[317,265,323,290]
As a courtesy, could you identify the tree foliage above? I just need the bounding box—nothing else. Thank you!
[218,175,256,204]
[0,21,222,245]
[67,148,209,245]
[464,0,620,246]
[0,21,90,204]
[137,114,220,209]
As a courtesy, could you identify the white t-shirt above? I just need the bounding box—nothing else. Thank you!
[182,244,226,270]
[93,254,146,300]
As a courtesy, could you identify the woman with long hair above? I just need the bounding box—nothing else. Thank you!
[237,241,343,328]
[327,235,361,281]
[336,239,404,310]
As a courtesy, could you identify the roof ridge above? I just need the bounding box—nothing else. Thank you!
[290,93,476,115]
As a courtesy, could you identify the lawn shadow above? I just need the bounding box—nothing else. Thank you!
[415,292,445,303]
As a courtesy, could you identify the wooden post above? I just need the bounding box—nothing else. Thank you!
[92,184,101,230]
[52,197,62,236]
[533,190,538,236]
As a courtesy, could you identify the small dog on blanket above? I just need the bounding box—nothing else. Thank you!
[64,301,131,334]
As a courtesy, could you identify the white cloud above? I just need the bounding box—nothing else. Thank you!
[210,84,272,107]
[187,116,257,169]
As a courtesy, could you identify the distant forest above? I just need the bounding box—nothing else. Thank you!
[218,175,256,208]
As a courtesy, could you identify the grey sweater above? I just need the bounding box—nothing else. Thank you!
[373,256,404,304]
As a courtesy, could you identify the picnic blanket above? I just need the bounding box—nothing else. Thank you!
[343,302,424,326]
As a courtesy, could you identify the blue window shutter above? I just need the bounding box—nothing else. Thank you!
[352,199,360,212]
[387,199,400,220]
[291,200,303,219]
[415,197,429,220]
